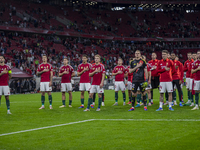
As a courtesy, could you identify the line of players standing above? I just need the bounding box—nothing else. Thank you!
[1,49,200,114]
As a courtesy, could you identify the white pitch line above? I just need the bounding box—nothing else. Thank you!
[0,119,94,137]
[95,119,200,122]
[1,119,199,137]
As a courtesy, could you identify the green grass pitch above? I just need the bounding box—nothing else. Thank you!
[0,86,200,150]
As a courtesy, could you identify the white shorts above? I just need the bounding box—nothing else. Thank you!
[159,82,173,93]
[79,83,91,91]
[189,79,194,91]
[194,80,200,91]
[0,86,10,96]
[186,78,191,89]
[127,81,132,90]
[61,83,72,92]
[137,87,140,91]
[89,85,104,94]
[146,84,152,90]
[115,81,126,92]
[40,82,52,92]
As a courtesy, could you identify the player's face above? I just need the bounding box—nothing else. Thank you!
[187,53,192,60]
[63,59,68,65]
[168,54,171,59]
[118,59,123,65]
[95,56,100,63]
[162,52,168,60]
[135,51,141,58]
[197,52,200,59]
[171,54,176,60]
[0,56,4,63]
[42,56,47,63]
[151,53,156,60]
[192,54,197,60]
[82,57,87,63]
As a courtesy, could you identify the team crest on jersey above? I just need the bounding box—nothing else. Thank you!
[166,63,168,65]
[81,67,83,69]
[62,68,64,70]
[41,66,43,68]
[47,66,48,69]
[134,63,136,65]
[93,68,95,70]
[175,63,176,65]
[116,68,118,70]
[155,63,157,65]
[196,63,198,66]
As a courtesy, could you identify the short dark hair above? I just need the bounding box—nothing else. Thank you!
[171,52,175,55]
[152,52,157,55]
[0,55,5,59]
[187,52,192,55]
[82,54,88,58]
[63,56,68,60]
[162,50,169,54]
[42,54,47,58]
[197,50,200,53]
[118,57,123,61]
[135,50,141,53]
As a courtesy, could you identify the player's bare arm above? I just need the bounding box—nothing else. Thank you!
[8,72,12,79]
[100,73,105,88]
[148,71,151,84]
[71,72,75,77]
[77,67,89,76]
[124,72,128,78]
[49,71,53,87]
[144,68,148,82]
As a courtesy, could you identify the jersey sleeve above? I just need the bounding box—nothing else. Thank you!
[90,66,94,73]
[50,64,53,71]
[59,66,63,73]
[71,66,74,73]
[183,61,188,72]
[37,65,41,72]
[112,67,116,73]
[77,64,81,72]
[102,65,105,74]
[124,66,128,73]
[143,60,147,69]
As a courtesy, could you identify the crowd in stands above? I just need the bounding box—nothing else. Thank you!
[1,31,200,79]
[0,0,200,38]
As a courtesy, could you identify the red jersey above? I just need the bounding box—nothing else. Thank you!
[192,60,200,81]
[172,60,183,80]
[184,59,194,78]
[0,64,11,86]
[59,65,74,83]
[190,61,196,79]
[157,58,175,82]
[90,63,105,85]
[127,66,133,82]
[37,63,53,82]
[147,59,159,77]
[77,63,92,83]
[112,65,127,82]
